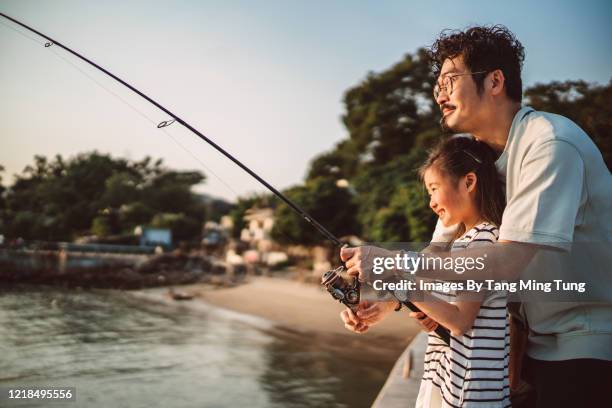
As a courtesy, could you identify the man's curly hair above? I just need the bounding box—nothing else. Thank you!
[428,25,525,103]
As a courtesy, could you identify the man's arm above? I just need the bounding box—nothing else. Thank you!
[415,239,537,281]
[342,241,536,281]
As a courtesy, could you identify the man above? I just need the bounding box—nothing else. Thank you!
[340,25,611,407]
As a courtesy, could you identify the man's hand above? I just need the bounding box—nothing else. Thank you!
[340,246,394,281]
[409,311,439,333]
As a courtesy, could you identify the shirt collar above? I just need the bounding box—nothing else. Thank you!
[495,106,535,176]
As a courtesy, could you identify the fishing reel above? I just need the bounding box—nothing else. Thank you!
[321,263,452,345]
[321,266,360,313]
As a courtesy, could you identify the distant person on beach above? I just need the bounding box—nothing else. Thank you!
[340,25,612,407]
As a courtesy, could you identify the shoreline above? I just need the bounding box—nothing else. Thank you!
[138,276,421,346]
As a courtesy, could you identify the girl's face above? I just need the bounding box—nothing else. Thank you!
[424,167,476,227]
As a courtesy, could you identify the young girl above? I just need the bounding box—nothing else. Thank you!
[413,136,510,408]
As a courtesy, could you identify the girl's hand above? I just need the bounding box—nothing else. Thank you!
[409,311,439,333]
[340,308,369,333]
[356,300,396,325]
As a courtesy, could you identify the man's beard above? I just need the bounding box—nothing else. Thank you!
[439,104,459,134]
[440,116,455,134]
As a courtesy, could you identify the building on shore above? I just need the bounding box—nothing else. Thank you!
[241,207,275,253]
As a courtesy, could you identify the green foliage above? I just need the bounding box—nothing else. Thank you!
[272,51,611,245]
[119,202,155,227]
[229,193,274,239]
[0,165,5,231]
[101,172,140,208]
[368,182,432,242]
[3,51,609,248]
[306,140,361,180]
[269,49,443,244]
[150,213,201,242]
[0,152,214,242]
[91,215,113,237]
[203,197,235,223]
[525,80,612,170]
[270,177,359,245]
[341,49,438,165]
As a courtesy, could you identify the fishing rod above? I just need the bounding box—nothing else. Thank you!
[0,12,451,344]
[0,11,341,248]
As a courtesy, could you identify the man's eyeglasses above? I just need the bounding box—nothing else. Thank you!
[433,71,488,99]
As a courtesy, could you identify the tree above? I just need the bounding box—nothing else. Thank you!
[1,152,210,242]
[352,148,436,241]
[227,193,276,239]
[295,49,442,243]
[340,49,438,166]
[376,182,437,242]
[287,52,610,245]
[525,80,612,170]
[271,177,359,245]
[0,165,5,232]
[151,213,201,242]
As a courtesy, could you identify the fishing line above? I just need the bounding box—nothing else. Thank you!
[0,13,450,343]
[0,15,313,249]
[47,46,244,200]
[0,18,42,45]
[0,19,242,200]
[0,11,342,248]
[0,14,324,249]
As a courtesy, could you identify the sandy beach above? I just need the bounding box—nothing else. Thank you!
[170,276,420,344]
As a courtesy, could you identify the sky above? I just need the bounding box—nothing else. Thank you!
[1,0,611,202]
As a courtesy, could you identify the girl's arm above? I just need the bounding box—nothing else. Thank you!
[412,228,498,336]
[412,299,481,337]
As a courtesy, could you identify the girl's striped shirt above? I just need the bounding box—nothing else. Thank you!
[417,222,511,408]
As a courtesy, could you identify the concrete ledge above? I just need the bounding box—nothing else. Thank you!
[372,331,428,408]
